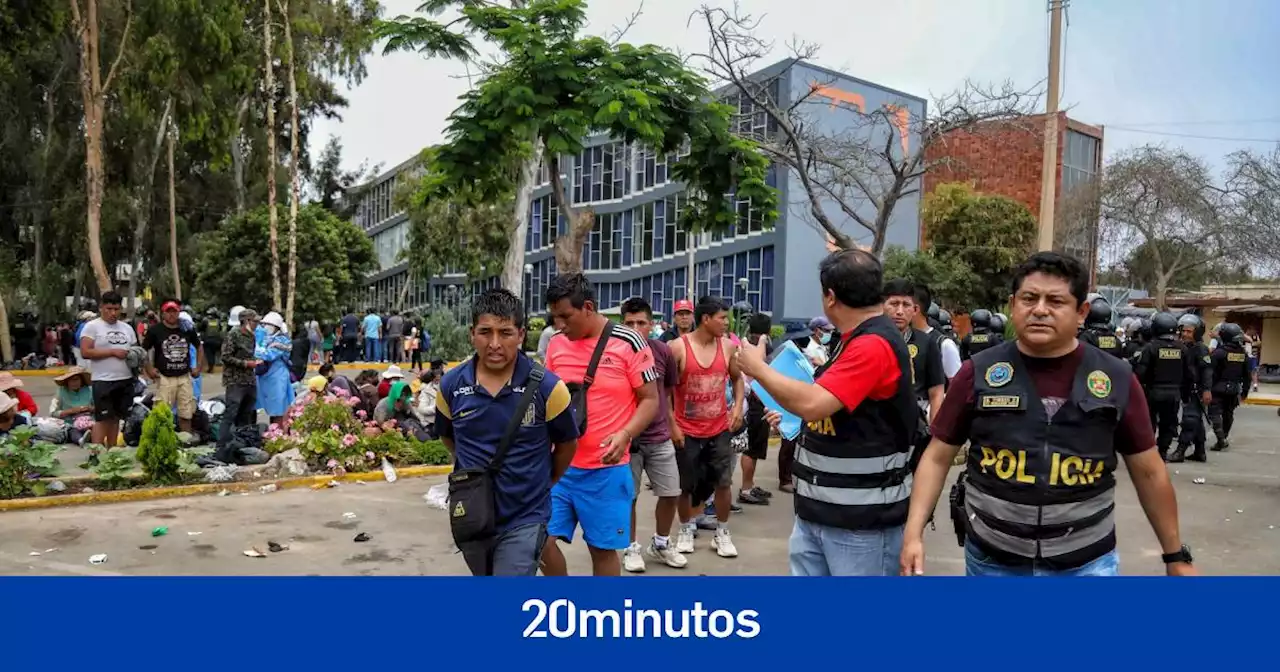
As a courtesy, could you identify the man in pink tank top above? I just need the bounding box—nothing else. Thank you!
[670,296,745,558]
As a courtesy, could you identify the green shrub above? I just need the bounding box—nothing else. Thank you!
[92,448,135,490]
[409,439,452,465]
[137,402,183,485]
[527,316,546,333]
[366,432,451,467]
[0,426,61,499]
[423,309,474,361]
[770,325,785,341]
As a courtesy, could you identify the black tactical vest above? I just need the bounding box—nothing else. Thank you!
[1188,342,1212,392]
[1142,336,1186,392]
[963,331,1001,360]
[1211,344,1248,395]
[907,328,937,400]
[965,342,1131,570]
[1084,326,1123,358]
[795,314,918,532]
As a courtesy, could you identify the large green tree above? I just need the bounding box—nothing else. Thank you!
[379,0,777,274]
[193,204,374,320]
[923,182,1037,311]
[881,246,982,313]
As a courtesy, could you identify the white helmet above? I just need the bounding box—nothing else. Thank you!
[260,311,288,335]
[228,305,246,327]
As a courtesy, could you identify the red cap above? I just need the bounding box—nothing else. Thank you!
[161,301,180,312]
[673,299,694,313]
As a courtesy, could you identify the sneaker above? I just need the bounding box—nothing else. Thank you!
[738,488,769,505]
[645,540,688,568]
[696,513,719,531]
[750,486,774,498]
[712,527,738,558]
[622,542,646,573]
[675,525,696,554]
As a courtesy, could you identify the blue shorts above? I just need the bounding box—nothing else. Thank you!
[549,465,634,550]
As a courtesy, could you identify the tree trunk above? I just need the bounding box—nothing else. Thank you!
[0,294,10,364]
[127,99,172,319]
[230,95,250,215]
[168,123,181,299]
[396,270,413,311]
[281,0,300,329]
[545,152,593,273]
[501,138,543,297]
[1154,270,1172,312]
[263,0,281,312]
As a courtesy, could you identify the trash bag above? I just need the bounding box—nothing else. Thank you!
[237,446,270,465]
[33,417,69,444]
[233,424,264,448]
[190,409,214,444]
[123,404,151,446]
[199,398,226,417]
[423,483,449,510]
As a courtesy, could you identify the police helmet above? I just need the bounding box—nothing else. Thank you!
[937,309,953,328]
[1086,292,1106,306]
[970,309,992,329]
[1151,312,1179,337]
[1219,322,1245,345]
[206,306,220,317]
[927,303,940,320]
[1138,318,1153,341]
[1086,299,1112,327]
[989,313,1006,333]
[1176,313,1205,340]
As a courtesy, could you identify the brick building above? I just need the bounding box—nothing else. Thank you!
[922,112,1104,274]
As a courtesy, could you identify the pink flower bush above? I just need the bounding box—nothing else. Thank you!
[342,434,358,447]
[73,414,94,431]
[332,387,351,399]
[356,409,367,419]
[327,458,338,468]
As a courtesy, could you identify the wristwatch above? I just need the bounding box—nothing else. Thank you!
[1161,544,1194,565]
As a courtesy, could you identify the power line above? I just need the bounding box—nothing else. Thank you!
[1104,117,1280,128]
[1104,126,1279,143]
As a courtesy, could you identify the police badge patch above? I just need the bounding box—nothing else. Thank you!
[1087,370,1112,398]
[984,362,1013,387]
[908,343,919,359]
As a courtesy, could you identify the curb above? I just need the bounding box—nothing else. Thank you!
[1243,397,1280,407]
[0,465,453,513]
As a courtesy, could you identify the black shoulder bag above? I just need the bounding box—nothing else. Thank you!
[565,321,613,436]
[448,366,545,545]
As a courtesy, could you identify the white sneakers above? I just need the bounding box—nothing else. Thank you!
[675,525,696,554]
[712,527,738,558]
[623,539,690,572]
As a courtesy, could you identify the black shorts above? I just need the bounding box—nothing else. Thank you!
[92,379,136,421]
[744,415,769,460]
[676,432,733,494]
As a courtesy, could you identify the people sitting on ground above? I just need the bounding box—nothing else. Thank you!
[0,372,37,418]
[0,392,28,437]
[319,363,357,398]
[354,369,380,417]
[377,365,405,399]
[255,311,295,425]
[295,375,328,407]
[412,369,439,438]
[374,380,432,440]
[54,367,94,444]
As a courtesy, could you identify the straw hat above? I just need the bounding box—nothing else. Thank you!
[380,365,405,380]
[0,372,24,392]
[0,391,16,415]
[54,366,91,387]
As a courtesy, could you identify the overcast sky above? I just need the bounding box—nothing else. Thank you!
[311,0,1280,180]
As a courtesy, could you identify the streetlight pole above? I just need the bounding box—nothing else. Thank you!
[1037,0,1066,252]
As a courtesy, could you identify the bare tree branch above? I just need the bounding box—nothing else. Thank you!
[102,0,132,94]
[607,0,645,45]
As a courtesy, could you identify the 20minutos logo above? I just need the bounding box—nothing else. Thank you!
[522,598,761,639]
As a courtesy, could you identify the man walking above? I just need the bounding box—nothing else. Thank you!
[437,289,579,576]
[363,309,383,364]
[79,291,139,448]
[340,309,359,363]
[670,296,745,559]
[386,311,404,365]
[542,273,659,576]
[620,297,688,572]
[1208,322,1251,452]
[738,313,775,506]
[1170,314,1212,463]
[217,309,262,463]
[1135,312,1195,461]
[660,299,695,343]
[142,301,205,432]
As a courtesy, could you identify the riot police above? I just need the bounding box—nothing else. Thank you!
[200,307,225,371]
[1208,322,1250,451]
[1135,312,1196,460]
[1170,314,1212,463]
[937,309,956,340]
[990,312,1007,336]
[961,309,1003,361]
[1080,299,1123,358]
[1122,318,1150,370]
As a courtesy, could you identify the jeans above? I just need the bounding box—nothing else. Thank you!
[386,337,402,364]
[458,523,548,576]
[965,541,1120,576]
[364,338,380,363]
[788,517,903,576]
[216,383,258,462]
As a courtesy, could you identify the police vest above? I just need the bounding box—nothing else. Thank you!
[1086,327,1122,358]
[1189,342,1212,392]
[907,328,938,401]
[965,342,1131,570]
[1143,337,1185,391]
[796,314,917,532]
[964,331,1001,359]
[1212,345,1247,395]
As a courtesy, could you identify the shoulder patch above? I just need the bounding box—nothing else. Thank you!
[1087,370,1112,398]
[984,362,1013,387]
[609,325,648,352]
[971,334,989,343]
[908,343,919,359]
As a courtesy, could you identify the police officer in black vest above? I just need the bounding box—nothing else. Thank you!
[961,309,1002,361]
[937,310,956,340]
[1208,322,1250,452]
[903,251,1194,577]
[736,249,917,576]
[1170,314,1212,463]
[1080,299,1123,358]
[885,279,946,471]
[1135,313,1196,461]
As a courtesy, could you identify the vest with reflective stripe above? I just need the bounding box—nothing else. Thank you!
[965,342,1131,570]
[795,314,918,532]
[1211,344,1247,395]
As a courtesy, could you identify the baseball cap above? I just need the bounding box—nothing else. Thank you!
[674,299,694,313]
[808,316,834,331]
[161,301,180,312]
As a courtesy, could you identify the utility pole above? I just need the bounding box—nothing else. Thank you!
[1037,0,1065,252]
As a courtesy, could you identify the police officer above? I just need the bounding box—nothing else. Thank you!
[989,312,1007,337]
[1122,318,1149,370]
[1134,313,1195,460]
[937,309,956,340]
[1169,314,1212,463]
[1080,299,1123,358]
[961,309,1003,361]
[200,307,224,372]
[1208,322,1250,452]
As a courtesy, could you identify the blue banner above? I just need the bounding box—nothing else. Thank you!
[0,577,1273,668]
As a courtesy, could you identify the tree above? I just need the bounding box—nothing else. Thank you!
[308,135,377,218]
[693,4,1037,254]
[924,182,1037,310]
[1228,147,1280,274]
[1099,145,1246,309]
[882,246,982,313]
[193,204,375,321]
[398,163,515,287]
[263,0,281,312]
[382,0,777,274]
[280,0,302,328]
[69,0,134,292]
[166,124,180,298]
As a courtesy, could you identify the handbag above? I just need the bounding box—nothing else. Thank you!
[448,366,545,545]
[564,321,613,436]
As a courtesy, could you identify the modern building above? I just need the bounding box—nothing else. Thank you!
[354,59,927,321]
[921,112,1105,277]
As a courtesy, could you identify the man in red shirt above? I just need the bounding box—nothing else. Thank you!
[541,274,659,576]
[902,251,1194,577]
[738,250,917,575]
[670,296,745,558]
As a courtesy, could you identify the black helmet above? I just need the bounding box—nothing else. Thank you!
[1151,312,1179,337]
[1177,313,1204,340]
[1086,299,1112,327]
[1138,318,1153,341]
[989,313,1006,333]
[927,303,940,320]
[970,309,992,329]
[937,309,953,327]
[1086,292,1106,306]
[1219,322,1245,345]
